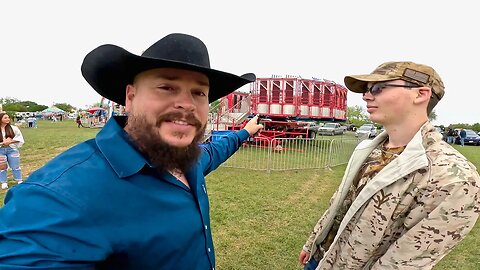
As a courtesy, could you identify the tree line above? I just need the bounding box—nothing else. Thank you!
[3,97,479,132]
[0,97,77,114]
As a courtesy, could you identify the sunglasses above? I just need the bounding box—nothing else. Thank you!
[364,83,420,96]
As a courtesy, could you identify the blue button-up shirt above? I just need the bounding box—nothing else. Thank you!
[0,116,250,270]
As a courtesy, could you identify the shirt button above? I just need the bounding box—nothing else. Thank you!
[208,248,211,252]
[205,225,208,230]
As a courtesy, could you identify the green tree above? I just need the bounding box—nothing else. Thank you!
[346,105,369,127]
[0,97,20,105]
[428,110,437,121]
[1,99,48,112]
[17,101,47,112]
[30,104,48,112]
[54,103,76,113]
[209,99,221,113]
[471,123,480,133]
[3,103,27,112]
[449,123,480,133]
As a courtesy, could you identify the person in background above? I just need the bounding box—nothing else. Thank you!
[0,33,262,270]
[299,61,479,269]
[446,127,455,144]
[76,115,84,128]
[32,115,37,128]
[459,127,467,147]
[0,112,24,190]
[27,115,35,128]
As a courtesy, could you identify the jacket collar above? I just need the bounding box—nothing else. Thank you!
[352,121,438,166]
[95,116,150,178]
[336,122,436,239]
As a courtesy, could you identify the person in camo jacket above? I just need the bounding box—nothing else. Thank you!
[299,61,480,270]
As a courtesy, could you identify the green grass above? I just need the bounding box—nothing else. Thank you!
[0,120,99,200]
[1,121,479,269]
[208,168,344,269]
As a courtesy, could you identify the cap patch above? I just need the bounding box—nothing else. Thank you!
[403,68,429,84]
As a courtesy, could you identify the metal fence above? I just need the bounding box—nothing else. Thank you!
[210,135,359,172]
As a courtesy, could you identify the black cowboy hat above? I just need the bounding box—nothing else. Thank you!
[81,33,256,105]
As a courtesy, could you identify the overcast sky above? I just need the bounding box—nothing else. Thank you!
[2,0,478,125]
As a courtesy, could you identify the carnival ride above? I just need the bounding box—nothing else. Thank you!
[207,76,348,143]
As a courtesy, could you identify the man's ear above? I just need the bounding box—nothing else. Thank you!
[414,86,432,105]
[124,84,136,113]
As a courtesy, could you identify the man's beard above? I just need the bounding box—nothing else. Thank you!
[125,111,206,174]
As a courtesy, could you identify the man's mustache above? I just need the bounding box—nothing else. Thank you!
[155,111,202,130]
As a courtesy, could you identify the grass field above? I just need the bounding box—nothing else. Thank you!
[1,120,479,269]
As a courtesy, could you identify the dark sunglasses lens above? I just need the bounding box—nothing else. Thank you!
[371,84,382,95]
[364,84,382,96]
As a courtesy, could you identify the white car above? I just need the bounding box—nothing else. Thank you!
[355,124,377,138]
[318,123,344,136]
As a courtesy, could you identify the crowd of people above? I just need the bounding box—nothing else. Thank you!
[443,127,468,146]
[0,33,478,270]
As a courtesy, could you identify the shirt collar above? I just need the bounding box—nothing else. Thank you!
[95,116,150,178]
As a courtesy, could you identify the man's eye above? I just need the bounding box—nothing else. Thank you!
[194,91,207,96]
[158,86,175,91]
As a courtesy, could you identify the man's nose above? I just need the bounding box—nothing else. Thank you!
[362,91,374,101]
[174,90,196,111]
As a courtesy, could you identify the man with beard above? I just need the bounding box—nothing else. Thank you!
[0,33,263,270]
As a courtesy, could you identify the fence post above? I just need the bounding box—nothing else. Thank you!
[267,139,273,173]
[327,139,335,170]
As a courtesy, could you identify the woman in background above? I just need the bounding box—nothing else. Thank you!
[76,115,84,128]
[0,112,24,189]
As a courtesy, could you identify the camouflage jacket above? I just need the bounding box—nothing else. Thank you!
[303,122,480,269]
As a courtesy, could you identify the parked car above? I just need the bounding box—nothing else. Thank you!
[301,122,320,138]
[355,124,377,138]
[317,122,344,136]
[455,129,480,146]
[305,122,320,132]
[344,124,356,131]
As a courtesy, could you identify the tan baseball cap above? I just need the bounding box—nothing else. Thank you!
[344,61,445,100]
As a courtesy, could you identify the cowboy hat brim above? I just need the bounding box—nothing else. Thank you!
[81,44,255,105]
